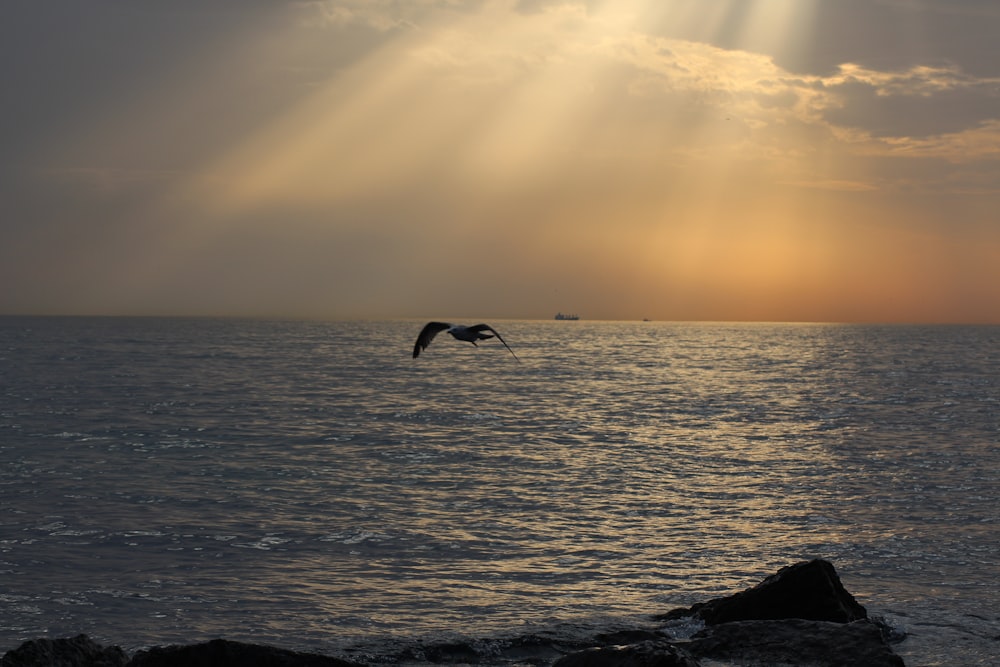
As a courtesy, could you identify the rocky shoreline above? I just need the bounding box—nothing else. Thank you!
[1,559,906,666]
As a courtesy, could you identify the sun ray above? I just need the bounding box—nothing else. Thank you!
[26,0,997,321]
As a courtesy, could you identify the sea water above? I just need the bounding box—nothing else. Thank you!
[1,317,997,665]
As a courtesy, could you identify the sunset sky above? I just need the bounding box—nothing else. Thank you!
[3,0,999,323]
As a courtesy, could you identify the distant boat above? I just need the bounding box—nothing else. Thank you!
[554,312,580,320]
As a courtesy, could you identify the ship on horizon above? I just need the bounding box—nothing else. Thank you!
[554,312,580,320]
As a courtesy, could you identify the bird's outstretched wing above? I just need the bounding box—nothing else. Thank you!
[413,321,451,358]
[470,324,520,362]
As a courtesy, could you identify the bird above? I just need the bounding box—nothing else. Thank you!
[412,322,519,361]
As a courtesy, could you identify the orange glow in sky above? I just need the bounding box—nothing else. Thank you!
[2,1,999,322]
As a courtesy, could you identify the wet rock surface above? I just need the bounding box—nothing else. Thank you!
[127,638,358,667]
[684,619,904,667]
[0,634,128,667]
[656,559,869,625]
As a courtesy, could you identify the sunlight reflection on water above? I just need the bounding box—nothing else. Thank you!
[1,318,998,662]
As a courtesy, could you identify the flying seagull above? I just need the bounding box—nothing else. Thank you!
[412,322,519,361]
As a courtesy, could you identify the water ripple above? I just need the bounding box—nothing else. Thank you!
[1,318,997,663]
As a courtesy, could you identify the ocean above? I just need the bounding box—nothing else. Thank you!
[1,317,997,665]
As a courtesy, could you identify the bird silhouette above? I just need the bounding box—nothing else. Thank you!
[412,322,519,361]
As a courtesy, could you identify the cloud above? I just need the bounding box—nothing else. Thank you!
[875,0,1000,19]
[630,0,1000,78]
[298,1,424,31]
[3,1,1000,321]
[152,0,1000,225]
[296,0,499,31]
[821,64,1000,138]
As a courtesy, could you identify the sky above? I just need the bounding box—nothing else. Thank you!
[2,0,1000,323]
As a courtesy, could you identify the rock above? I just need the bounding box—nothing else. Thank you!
[492,635,577,665]
[126,638,358,667]
[684,618,905,667]
[395,641,483,664]
[656,559,868,625]
[1,634,128,667]
[553,640,700,667]
[391,633,592,665]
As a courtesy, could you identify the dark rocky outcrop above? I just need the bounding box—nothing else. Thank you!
[684,619,905,667]
[126,638,358,667]
[656,559,868,625]
[390,635,580,665]
[0,634,128,667]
